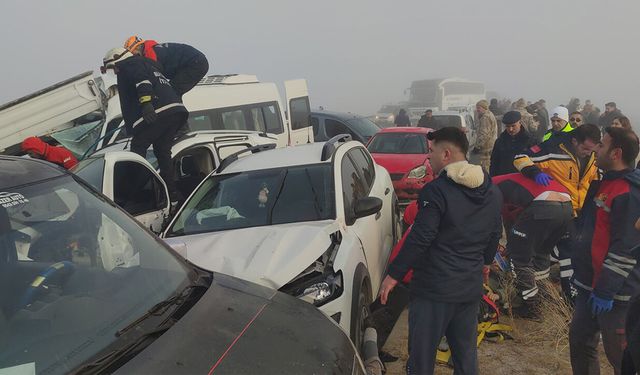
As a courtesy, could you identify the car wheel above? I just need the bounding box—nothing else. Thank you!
[350,281,372,354]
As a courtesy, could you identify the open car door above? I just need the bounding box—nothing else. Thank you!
[284,79,313,146]
[75,151,170,233]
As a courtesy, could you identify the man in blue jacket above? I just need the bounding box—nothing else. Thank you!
[379,127,503,375]
[102,47,188,207]
[570,127,640,375]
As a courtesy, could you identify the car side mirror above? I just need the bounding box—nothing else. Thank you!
[353,197,383,220]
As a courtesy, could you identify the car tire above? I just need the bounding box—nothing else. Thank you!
[350,280,372,354]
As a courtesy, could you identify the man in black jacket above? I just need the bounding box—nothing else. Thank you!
[490,111,535,176]
[124,36,209,97]
[379,127,502,375]
[102,47,188,206]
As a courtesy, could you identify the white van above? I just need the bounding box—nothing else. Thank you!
[96,74,313,153]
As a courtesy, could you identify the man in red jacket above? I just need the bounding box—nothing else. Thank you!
[492,173,573,317]
[21,137,78,170]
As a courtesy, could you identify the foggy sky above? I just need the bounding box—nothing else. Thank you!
[3,0,640,123]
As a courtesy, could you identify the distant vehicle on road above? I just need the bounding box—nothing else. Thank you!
[0,156,363,375]
[367,127,434,202]
[407,77,485,111]
[163,136,400,351]
[373,104,402,127]
[311,110,381,144]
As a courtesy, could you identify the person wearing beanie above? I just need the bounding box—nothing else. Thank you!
[471,99,497,172]
[489,111,536,176]
[21,137,78,170]
[542,106,573,142]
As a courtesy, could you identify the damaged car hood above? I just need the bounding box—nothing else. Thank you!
[177,220,340,289]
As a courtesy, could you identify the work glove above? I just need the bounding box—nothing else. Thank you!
[141,102,158,124]
[589,293,613,315]
[534,172,552,186]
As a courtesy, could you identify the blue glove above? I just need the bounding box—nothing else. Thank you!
[589,293,613,315]
[534,172,552,186]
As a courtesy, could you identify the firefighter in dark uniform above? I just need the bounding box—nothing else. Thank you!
[124,36,209,97]
[570,127,640,374]
[492,173,573,317]
[102,47,188,207]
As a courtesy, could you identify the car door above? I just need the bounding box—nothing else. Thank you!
[339,147,385,291]
[101,152,170,233]
[285,80,313,145]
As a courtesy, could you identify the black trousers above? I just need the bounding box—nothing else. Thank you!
[622,297,640,375]
[130,112,187,199]
[506,201,572,303]
[370,283,410,350]
[171,56,209,96]
[407,297,479,375]
[570,290,628,375]
[554,218,577,301]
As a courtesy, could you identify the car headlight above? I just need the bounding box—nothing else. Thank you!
[407,165,427,179]
[387,115,394,121]
[282,270,343,307]
[297,271,343,306]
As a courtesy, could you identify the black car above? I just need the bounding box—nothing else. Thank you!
[311,110,381,144]
[0,156,364,374]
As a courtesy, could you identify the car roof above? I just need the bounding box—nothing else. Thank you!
[310,110,365,121]
[0,156,66,189]
[220,141,354,173]
[377,127,431,134]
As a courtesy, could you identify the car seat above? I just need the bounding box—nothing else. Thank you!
[177,156,205,197]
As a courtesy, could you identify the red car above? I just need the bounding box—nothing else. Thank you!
[366,127,434,202]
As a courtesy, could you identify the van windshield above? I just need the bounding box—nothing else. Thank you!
[0,176,193,374]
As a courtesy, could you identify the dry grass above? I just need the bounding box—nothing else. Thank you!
[525,279,573,352]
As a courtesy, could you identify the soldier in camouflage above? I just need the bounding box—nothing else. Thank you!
[472,99,498,172]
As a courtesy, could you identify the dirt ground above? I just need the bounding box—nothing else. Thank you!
[382,309,613,375]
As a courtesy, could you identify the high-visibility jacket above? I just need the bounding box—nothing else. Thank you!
[513,135,598,215]
[542,122,574,142]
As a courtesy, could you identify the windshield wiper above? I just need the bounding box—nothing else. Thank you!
[72,322,174,375]
[116,282,207,337]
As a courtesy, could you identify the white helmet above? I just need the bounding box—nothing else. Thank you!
[101,47,133,72]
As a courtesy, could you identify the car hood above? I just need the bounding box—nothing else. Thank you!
[176,220,340,289]
[114,273,360,374]
[370,153,428,174]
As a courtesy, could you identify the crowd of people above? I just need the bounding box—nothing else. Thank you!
[383,98,640,375]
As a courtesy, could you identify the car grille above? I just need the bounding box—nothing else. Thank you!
[390,173,405,181]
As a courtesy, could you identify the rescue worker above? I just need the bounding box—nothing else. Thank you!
[492,173,573,318]
[102,47,188,207]
[569,111,584,128]
[379,127,502,375]
[394,109,411,126]
[489,111,536,176]
[514,124,601,300]
[622,218,640,375]
[472,99,498,172]
[124,36,209,97]
[570,127,640,375]
[417,109,437,128]
[21,137,78,170]
[542,106,574,142]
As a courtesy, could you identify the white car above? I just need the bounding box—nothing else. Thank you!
[72,131,278,233]
[162,135,400,349]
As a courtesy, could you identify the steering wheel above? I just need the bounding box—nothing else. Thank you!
[18,261,76,309]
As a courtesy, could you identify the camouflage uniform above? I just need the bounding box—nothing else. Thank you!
[473,110,498,172]
[516,105,538,135]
